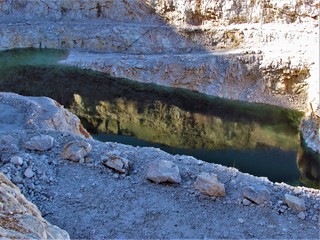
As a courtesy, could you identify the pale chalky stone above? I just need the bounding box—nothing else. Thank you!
[243,186,270,205]
[194,172,225,197]
[24,135,54,151]
[61,141,92,162]
[10,156,23,166]
[146,160,181,183]
[284,194,306,212]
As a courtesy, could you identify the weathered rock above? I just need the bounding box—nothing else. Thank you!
[146,160,181,184]
[194,172,225,197]
[101,153,130,174]
[0,173,70,239]
[284,194,306,212]
[10,156,23,166]
[297,212,306,220]
[61,141,92,162]
[242,198,251,206]
[243,186,271,205]
[24,168,34,179]
[23,135,54,151]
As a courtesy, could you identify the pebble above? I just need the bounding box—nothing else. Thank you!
[312,215,318,221]
[297,212,306,220]
[238,218,245,224]
[24,168,34,178]
[243,199,251,206]
[10,156,23,166]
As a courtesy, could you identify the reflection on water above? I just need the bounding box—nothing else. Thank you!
[0,48,318,188]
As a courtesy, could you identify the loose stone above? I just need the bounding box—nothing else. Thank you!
[10,156,23,166]
[146,160,181,184]
[284,194,306,212]
[24,168,34,178]
[243,186,271,205]
[23,135,54,151]
[194,172,225,197]
[297,212,306,220]
[101,153,130,174]
[243,198,251,206]
[61,141,92,162]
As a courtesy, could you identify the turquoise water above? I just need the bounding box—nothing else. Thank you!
[0,48,317,187]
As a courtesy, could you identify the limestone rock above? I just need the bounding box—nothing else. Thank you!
[284,194,306,212]
[297,212,306,220]
[23,135,54,151]
[10,156,23,166]
[194,172,225,197]
[0,173,70,239]
[146,160,181,184]
[101,153,130,174]
[24,168,34,179]
[61,141,92,162]
[243,186,271,205]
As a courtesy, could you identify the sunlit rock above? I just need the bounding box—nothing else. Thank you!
[101,152,130,174]
[194,172,225,197]
[146,160,181,184]
[243,186,271,205]
[0,173,70,239]
[284,194,306,212]
[61,141,92,162]
[23,135,54,151]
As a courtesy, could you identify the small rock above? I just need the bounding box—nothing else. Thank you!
[312,215,318,221]
[61,141,92,162]
[10,156,23,166]
[101,154,130,174]
[297,212,306,220]
[243,186,270,205]
[24,135,54,151]
[194,172,225,197]
[146,160,181,184]
[238,218,245,224]
[242,198,251,206]
[284,194,306,212]
[24,168,34,178]
[12,175,23,184]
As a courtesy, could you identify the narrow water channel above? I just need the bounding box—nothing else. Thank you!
[0,48,318,188]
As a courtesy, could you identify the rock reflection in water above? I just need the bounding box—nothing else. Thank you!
[70,93,299,151]
[2,48,318,187]
[297,146,320,189]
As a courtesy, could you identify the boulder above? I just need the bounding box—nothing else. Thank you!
[61,141,92,162]
[243,186,271,205]
[0,173,70,239]
[23,135,54,151]
[101,153,130,174]
[146,160,181,184]
[284,194,306,212]
[194,172,225,197]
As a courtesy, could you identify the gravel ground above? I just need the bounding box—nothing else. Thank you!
[0,94,319,239]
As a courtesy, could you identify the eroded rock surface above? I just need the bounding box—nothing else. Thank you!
[0,173,70,240]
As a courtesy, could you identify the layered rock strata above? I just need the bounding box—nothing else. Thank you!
[0,0,318,111]
[0,173,70,239]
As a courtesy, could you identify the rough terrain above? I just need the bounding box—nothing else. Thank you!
[0,93,319,239]
[0,0,319,239]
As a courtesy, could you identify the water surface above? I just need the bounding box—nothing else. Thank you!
[0,48,318,187]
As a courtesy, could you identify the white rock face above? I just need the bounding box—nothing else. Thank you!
[146,160,181,183]
[194,172,225,197]
[0,173,70,239]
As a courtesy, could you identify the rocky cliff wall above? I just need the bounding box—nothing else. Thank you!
[0,0,319,150]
